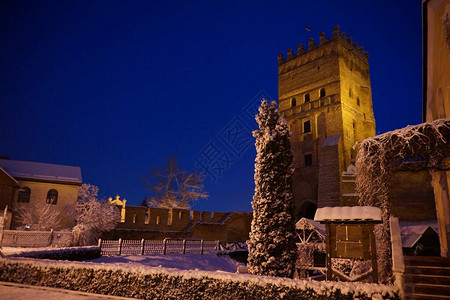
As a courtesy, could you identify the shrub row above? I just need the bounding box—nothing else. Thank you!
[8,246,101,261]
[0,258,399,300]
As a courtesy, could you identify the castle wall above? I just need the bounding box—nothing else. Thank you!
[105,205,252,241]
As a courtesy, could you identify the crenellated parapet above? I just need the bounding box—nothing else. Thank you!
[109,199,250,234]
[277,26,369,66]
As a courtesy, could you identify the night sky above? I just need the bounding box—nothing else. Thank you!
[0,1,422,213]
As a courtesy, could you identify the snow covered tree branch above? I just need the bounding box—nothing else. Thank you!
[72,184,121,245]
[355,118,450,283]
[247,100,298,278]
[13,203,63,231]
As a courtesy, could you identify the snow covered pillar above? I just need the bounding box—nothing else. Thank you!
[389,217,404,299]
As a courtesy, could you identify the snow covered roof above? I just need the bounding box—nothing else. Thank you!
[400,220,439,248]
[0,159,82,185]
[314,206,382,222]
[295,218,325,236]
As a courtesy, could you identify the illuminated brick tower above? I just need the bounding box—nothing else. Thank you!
[278,26,376,219]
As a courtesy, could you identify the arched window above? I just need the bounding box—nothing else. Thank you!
[357,97,360,106]
[18,187,31,203]
[46,189,58,205]
[304,93,310,103]
[319,88,326,98]
[291,98,297,107]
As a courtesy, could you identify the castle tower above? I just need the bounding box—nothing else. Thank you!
[278,26,376,219]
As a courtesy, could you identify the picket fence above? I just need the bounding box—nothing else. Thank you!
[99,239,247,256]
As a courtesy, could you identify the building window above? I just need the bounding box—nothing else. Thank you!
[303,120,311,133]
[291,98,297,107]
[357,97,360,106]
[145,213,149,224]
[179,211,182,219]
[304,93,310,103]
[304,154,313,167]
[18,187,31,203]
[133,214,137,224]
[319,88,326,98]
[156,216,160,225]
[349,88,353,98]
[46,189,58,205]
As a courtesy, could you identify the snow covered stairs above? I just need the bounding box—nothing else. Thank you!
[404,256,450,299]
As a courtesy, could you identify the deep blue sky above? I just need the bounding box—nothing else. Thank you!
[0,1,422,212]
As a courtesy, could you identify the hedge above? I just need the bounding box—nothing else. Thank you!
[8,246,101,261]
[0,257,399,300]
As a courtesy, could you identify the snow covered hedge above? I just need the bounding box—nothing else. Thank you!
[0,258,399,300]
[8,246,100,261]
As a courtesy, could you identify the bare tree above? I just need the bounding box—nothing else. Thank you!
[143,156,208,210]
[72,184,121,245]
[14,203,63,231]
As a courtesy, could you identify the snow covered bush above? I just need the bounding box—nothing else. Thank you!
[8,246,100,261]
[0,258,400,300]
[71,184,121,245]
[13,202,63,230]
[248,100,298,278]
[355,119,450,283]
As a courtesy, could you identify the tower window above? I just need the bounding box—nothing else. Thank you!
[303,120,311,133]
[304,93,310,103]
[18,187,31,203]
[357,97,360,106]
[304,154,313,167]
[319,88,326,98]
[291,98,297,107]
[46,189,58,205]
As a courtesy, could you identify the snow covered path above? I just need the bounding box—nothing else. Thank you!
[85,253,244,273]
[0,281,134,300]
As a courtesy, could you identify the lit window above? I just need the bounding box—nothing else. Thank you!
[319,88,326,98]
[305,154,313,167]
[179,211,182,219]
[291,98,297,107]
[304,93,310,103]
[133,214,137,224]
[145,213,149,224]
[303,120,311,133]
[357,97,360,106]
[18,187,31,203]
[156,216,160,225]
[46,189,58,205]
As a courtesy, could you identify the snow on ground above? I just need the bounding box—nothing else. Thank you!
[0,282,133,300]
[86,254,244,273]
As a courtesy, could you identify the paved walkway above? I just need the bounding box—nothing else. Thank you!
[0,282,136,300]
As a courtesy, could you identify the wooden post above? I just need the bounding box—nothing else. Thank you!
[200,240,204,255]
[369,224,378,283]
[141,239,145,255]
[216,240,220,252]
[182,239,186,254]
[49,229,54,246]
[118,238,122,255]
[163,238,167,255]
[325,223,332,281]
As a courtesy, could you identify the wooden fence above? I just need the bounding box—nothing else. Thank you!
[99,238,247,256]
[1,230,72,247]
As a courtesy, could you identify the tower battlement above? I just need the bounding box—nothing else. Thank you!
[277,26,369,66]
